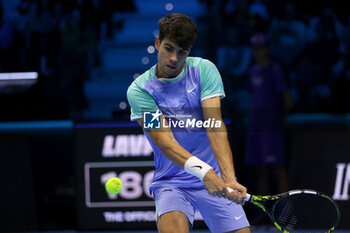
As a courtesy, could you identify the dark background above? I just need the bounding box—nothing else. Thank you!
[0,0,349,232]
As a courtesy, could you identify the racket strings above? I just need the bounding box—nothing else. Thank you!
[273,193,338,233]
[276,201,298,231]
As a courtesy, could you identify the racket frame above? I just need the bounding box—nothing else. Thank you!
[245,189,340,233]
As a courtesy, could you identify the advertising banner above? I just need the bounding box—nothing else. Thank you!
[75,122,205,230]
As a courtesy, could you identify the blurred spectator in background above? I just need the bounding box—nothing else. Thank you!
[291,7,341,112]
[244,33,293,199]
[0,3,12,46]
[329,15,350,114]
[195,0,225,62]
[222,0,253,44]
[268,3,307,73]
[57,8,97,118]
[248,0,270,32]
[0,0,349,122]
[216,26,251,103]
[25,0,62,72]
[0,2,19,72]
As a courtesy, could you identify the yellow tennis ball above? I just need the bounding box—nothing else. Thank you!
[105,177,123,194]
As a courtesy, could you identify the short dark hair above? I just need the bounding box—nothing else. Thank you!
[158,13,197,50]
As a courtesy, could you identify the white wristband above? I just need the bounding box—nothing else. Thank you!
[184,156,213,181]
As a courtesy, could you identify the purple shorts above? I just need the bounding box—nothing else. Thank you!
[245,131,285,166]
[153,187,250,233]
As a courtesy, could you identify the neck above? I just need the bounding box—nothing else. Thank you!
[156,63,185,79]
[156,64,166,78]
[257,58,271,68]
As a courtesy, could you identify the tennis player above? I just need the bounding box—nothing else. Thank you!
[127,13,250,233]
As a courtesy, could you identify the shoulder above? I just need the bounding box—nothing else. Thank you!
[186,56,216,69]
[187,57,220,81]
[127,67,158,114]
[127,66,155,93]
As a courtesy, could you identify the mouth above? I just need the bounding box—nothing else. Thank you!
[166,65,176,69]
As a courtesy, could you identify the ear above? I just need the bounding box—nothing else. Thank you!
[155,36,160,50]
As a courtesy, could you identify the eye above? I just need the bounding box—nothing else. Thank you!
[165,46,173,52]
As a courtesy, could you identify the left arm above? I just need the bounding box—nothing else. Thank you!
[202,96,247,202]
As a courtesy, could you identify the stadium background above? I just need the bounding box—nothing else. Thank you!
[0,0,349,232]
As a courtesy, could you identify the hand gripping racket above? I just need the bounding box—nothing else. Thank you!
[229,188,340,233]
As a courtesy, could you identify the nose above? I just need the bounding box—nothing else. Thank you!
[169,51,178,64]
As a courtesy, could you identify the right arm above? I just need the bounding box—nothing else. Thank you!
[137,115,190,168]
[136,116,229,197]
[127,82,231,199]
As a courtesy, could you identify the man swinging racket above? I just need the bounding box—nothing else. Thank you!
[127,13,250,233]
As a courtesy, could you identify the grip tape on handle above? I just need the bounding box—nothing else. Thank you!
[226,187,251,201]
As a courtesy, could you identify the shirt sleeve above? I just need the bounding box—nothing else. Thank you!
[127,82,158,121]
[199,59,226,101]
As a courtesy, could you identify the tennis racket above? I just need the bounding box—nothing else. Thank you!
[228,188,340,233]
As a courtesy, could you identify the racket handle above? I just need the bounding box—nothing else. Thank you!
[244,193,251,201]
[226,187,251,201]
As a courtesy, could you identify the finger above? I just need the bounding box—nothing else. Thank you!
[208,190,217,197]
[225,187,248,205]
[228,186,247,200]
[239,199,246,205]
[222,188,230,197]
[240,186,247,197]
[235,190,244,199]
[226,187,239,199]
[210,190,223,197]
[228,190,244,203]
[236,193,247,205]
[226,187,234,193]
[224,188,238,202]
[216,190,225,197]
[234,198,245,205]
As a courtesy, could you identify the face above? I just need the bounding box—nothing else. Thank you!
[251,46,269,61]
[155,36,191,78]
